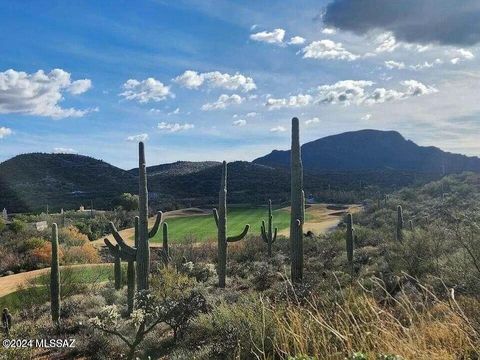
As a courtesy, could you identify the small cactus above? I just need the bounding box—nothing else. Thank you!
[346,213,354,273]
[409,219,414,231]
[2,308,12,336]
[50,223,60,324]
[213,161,250,288]
[396,205,404,241]
[290,117,305,283]
[261,200,278,257]
[162,222,170,267]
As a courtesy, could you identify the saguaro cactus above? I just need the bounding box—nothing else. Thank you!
[261,200,277,257]
[396,205,404,241]
[346,213,354,273]
[104,142,162,293]
[2,308,12,336]
[51,223,60,324]
[114,244,122,290]
[162,222,170,267]
[213,161,250,288]
[409,219,414,231]
[290,117,305,283]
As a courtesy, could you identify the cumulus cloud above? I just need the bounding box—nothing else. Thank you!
[385,60,406,69]
[158,122,194,133]
[361,114,372,121]
[317,80,374,105]
[201,94,244,111]
[0,69,94,119]
[270,126,286,132]
[302,40,359,61]
[305,117,320,125]
[67,79,92,94]
[323,0,480,46]
[0,127,12,139]
[120,78,173,103]
[126,133,149,142]
[375,32,399,53]
[265,79,437,109]
[174,70,256,92]
[246,112,257,117]
[266,94,313,109]
[53,147,78,154]
[233,119,247,126]
[288,36,306,45]
[322,28,336,35]
[250,28,285,45]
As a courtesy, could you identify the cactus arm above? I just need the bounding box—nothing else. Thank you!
[148,211,163,238]
[213,208,219,228]
[227,224,250,242]
[108,222,137,259]
[104,238,136,262]
[134,216,139,248]
[272,227,278,243]
[261,220,268,242]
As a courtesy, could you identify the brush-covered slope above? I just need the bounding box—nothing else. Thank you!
[254,129,480,173]
[0,153,136,212]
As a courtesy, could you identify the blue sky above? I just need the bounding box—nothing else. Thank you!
[1,0,480,169]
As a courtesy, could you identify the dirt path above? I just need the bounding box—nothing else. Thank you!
[278,203,361,236]
[0,263,110,298]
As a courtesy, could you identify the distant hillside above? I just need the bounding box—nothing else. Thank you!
[129,161,220,177]
[0,153,136,212]
[254,129,480,173]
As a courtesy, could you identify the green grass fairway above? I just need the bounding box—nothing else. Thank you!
[150,207,303,243]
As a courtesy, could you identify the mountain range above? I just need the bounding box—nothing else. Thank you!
[1,129,477,212]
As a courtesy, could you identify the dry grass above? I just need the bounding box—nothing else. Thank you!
[264,277,480,359]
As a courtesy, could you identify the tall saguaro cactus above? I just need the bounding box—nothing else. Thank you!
[346,213,354,273]
[104,142,162,293]
[51,223,60,324]
[290,117,305,283]
[261,199,277,257]
[396,205,404,241]
[213,161,250,288]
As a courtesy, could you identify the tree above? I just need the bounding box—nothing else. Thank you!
[116,193,139,211]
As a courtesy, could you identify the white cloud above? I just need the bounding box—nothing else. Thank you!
[302,40,359,61]
[67,79,92,95]
[53,147,78,154]
[157,122,194,133]
[375,32,399,53]
[0,127,12,139]
[409,59,443,70]
[449,48,475,64]
[233,119,247,126]
[250,28,285,45]
[246,112,257,117]
[266,94,313,109]
[385,60,405,69]
[174,70,256,92]
[120,78,173,103]
[317,80,374,105]
[168,107,180,115]
[265,79,437,109]
[0,69,94,119]
[270,126,286,132]
[126,133,149,142]
[288,36,306,45]
[305,117,320,125]
[201,94,244,111]
[361,114,372,121]
[322,28,336,35]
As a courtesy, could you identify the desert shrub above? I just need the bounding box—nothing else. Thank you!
[187,294,276,359]
[29,242,63,266]
[9,219,26,233]
[62,243,100,264]
[58,225,89,246]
